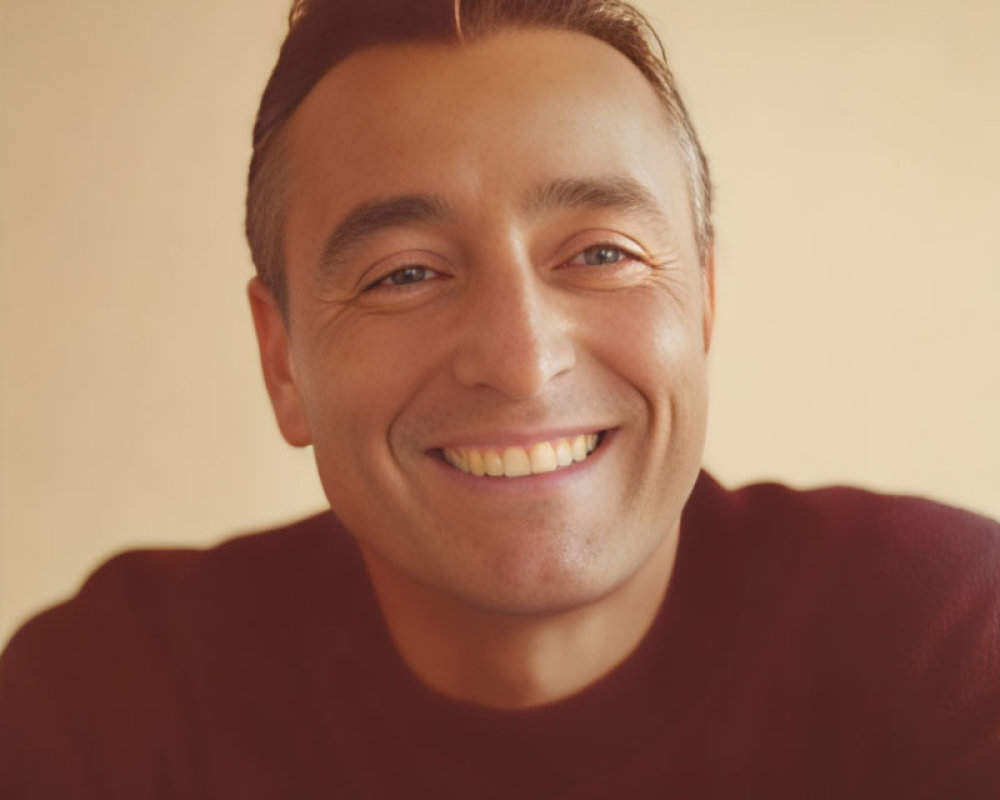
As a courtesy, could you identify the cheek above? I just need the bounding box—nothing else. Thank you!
[586,284,708,398]
[295,320,443,450]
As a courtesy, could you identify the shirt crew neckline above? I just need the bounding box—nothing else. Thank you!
[306,471,733,792]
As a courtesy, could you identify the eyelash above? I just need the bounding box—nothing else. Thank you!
[364,240,645,293]
[566,243,641,268]
[367,265,443,291]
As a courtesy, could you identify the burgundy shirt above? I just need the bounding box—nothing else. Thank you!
[2,472,999,798]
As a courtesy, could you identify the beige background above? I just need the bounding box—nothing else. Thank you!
[2,0,998,649]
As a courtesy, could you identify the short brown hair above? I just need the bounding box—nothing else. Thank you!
[246,0,713,320]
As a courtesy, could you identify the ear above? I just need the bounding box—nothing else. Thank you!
[701,247,716,353]
[247,277,312,447]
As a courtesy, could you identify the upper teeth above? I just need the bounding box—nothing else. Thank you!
[442,433,599,478]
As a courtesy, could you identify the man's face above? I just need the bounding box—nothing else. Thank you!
[252,29,713,615]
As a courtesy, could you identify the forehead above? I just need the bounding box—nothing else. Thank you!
[282,29,691,261]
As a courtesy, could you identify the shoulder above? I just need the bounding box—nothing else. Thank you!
[689,473,1000,645]
[724,477,1000,652]
[3,510,354,659]
[0,511,363,706]
[683,472,1000,694]
[686,471,1000,591]
[0,511,364,794]
[691,470,997,535]
[681,474,1000,792]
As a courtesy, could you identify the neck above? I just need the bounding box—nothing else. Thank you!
[359,524,680,710]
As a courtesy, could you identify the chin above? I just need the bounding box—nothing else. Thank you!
[448,533,660,618]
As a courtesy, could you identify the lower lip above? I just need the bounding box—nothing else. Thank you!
[428,430,616,493]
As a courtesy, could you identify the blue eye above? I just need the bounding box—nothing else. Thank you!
[380,266,434,286]
[579,245,627,266]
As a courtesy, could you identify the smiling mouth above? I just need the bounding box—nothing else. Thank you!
[440,432,605,478]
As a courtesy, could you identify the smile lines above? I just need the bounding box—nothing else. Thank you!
[441,433,601,478]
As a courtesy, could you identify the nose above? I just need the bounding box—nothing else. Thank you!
[450,257,576,399]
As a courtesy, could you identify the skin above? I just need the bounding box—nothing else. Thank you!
[249,29,714,709]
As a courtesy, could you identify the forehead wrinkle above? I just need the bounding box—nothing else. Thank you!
[318,193,452,273]
[524,175,673,233]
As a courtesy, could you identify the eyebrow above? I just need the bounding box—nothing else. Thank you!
[317,176,669,272]
[319,194,450,272]
[525,175,671,230]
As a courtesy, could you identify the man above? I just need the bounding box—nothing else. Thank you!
[1,0,998,797]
